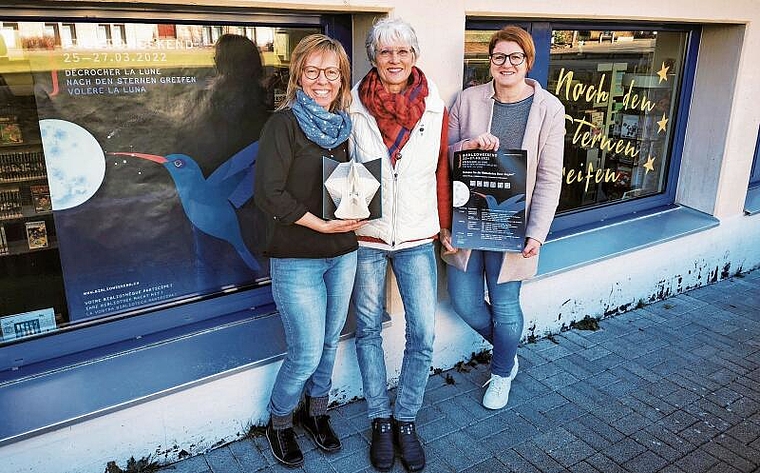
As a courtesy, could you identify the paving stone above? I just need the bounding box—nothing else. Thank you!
[205,446,244,473]
[724,420,760,445]
[601,437,648,464]
[622,451,669,473]
[673,448,720,472]
[631,430,684,462]
[459,457,508,473]
[162,455,212,473]
[512,441,568,473]
[704,461,743,473]
[566,460,602,473]
[417,415,461,443]
[495,448,542,473]
[701,440,758,472]
[227,439,269,471]
[427,430,492,470]
[584,452,629,473]
[577,413,626,444]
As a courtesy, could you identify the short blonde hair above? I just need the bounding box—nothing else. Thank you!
[279,34,352,112]
[489,25,536,72]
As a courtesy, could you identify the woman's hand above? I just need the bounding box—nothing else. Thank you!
[522,237,541,258]
[296,212,367,234]
[439,228,457,255]
[462,132,500,151]
[320,218,368,234]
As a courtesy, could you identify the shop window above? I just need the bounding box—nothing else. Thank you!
[0,20,323,347]
[464,22,698,232]
[60,23,77,48]
[97,24,112,47]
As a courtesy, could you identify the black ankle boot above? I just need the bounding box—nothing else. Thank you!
[298,396,341,452]
[393,419,425,472]
[370,417,395,471]
[266,420,304,468]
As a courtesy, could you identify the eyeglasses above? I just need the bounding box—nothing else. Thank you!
[489,52,527,67]
[303,66,341,81]
[377,48,413,60]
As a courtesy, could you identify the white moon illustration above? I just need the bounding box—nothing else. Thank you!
[39,119,106,210]
[452,180,470,207]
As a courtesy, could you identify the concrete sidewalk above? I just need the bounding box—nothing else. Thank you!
[158,270,760,473]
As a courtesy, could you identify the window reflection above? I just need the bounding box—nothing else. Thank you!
[0,21,318,344]
[463,28,688,213]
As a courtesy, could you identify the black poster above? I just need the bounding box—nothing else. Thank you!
[451,149,527,252]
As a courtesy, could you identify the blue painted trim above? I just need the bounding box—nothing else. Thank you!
[0,308,283,445]
[745,184,760,215]
[0,286,274,374]
[322,14,353,61]
[0,307,387,446]
[750,125,760,186]
[537,205,719,277]
[528,22,551,88]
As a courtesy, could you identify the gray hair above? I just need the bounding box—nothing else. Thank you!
[365,17,420,64]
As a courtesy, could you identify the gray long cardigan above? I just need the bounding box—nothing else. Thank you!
[443,78,566,282]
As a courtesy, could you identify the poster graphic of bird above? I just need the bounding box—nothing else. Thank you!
[110,140,260,272]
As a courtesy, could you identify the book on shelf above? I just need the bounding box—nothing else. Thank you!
[0,224,8,255]
[0,150,47,182]
[25,220,48,249]
[30,184,52,212]
[0,187,23,220]
[0,116,23,145]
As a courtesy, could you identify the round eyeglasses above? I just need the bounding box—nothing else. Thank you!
[489,52,527,67]
[303,66,341,81]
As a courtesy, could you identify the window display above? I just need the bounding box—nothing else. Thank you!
[463,27,689,214]
[0,21,319,344]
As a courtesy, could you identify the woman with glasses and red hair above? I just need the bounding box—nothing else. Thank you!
[442,25,565,410]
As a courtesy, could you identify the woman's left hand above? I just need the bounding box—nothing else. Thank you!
[522,237,541,258]
[439,228,457,255]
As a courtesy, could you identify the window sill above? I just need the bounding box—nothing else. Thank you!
[744,184,760,215]
[537,205,720,278]
[0,304,385,446]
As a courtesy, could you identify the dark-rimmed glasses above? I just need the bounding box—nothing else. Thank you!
[303,66,341,81]
[489,52,527,67]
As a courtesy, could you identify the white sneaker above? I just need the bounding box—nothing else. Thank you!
[482,356,519,410]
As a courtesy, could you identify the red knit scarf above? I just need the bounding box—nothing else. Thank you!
[358,66,428,166]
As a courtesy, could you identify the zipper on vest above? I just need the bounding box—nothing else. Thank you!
[391,170,399,247]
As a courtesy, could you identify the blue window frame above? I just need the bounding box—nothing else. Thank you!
[464,20,701,236]
[751,126,760,186]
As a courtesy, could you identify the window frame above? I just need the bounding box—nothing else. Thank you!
[464,19,701,235]
[750,125,760,186]
[0,6,352,374]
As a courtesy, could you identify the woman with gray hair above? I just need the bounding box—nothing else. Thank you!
[349,17,454,472]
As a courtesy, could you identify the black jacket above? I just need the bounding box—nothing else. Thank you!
[253,109,357,258]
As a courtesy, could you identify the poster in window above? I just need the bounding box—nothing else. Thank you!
[620,114,641,139]
[451,149,527,252]
[28,25,273,320]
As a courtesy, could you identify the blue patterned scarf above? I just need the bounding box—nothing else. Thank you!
[291,89,351,149]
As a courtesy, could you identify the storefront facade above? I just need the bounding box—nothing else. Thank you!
[0,1,758,472]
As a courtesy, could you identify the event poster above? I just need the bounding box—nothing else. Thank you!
[13,23,282,321]
[451,149,527,252]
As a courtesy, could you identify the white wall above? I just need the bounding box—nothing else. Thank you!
[1,1,759,472]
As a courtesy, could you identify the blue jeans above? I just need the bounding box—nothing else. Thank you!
[267,251,357,420]
[353,243,437,422]
[447,250,522,377]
